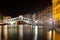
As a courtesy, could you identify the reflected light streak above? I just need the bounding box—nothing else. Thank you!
[19,25,23,40]
[34,26,38,40]
[49,31,52,40]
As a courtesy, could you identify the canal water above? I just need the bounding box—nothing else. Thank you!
[0,24,52,40]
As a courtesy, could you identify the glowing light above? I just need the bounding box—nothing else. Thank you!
[52,13,60,19]
[49,21,52,24]
[34,26,38,40]
[9,21,15,25]
[49,31,52,40]
[35,21,38,23]
[52,0,60,20]
[59,18,60,20]
[49,18,52,24]
[49,18,52,21]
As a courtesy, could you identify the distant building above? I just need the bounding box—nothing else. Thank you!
[52,0,60,26]
[52,0,60,19]
[32,6,52,25]
[3,16,11,23]
[23,13,32,18]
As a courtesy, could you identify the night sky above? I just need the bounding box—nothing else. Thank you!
[0,0,52,17]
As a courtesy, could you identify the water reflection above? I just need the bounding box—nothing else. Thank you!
[0,26,2,40]
[19,25,23,40]
[0,24,53,40]
[3,25,8,40]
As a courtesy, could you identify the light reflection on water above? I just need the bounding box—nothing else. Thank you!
[0,25,53,40]
[33,26,38,40]
[49,31,52,40]
[0,26,2,40]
